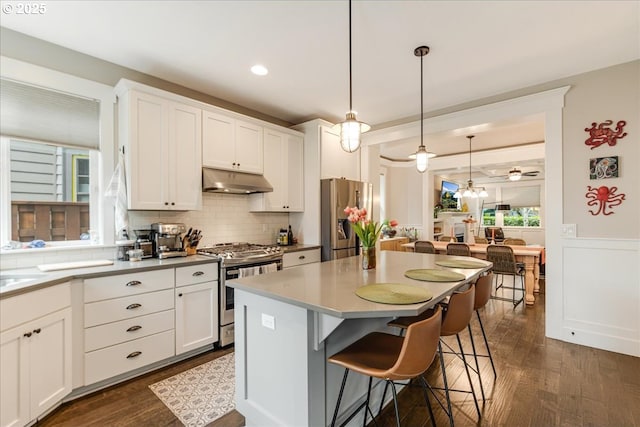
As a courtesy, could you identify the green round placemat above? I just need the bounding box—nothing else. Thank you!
[355,283,433,305]
[404,269,466,282]
[435,259,488,269]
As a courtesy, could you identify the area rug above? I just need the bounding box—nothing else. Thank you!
[149,352,235,426]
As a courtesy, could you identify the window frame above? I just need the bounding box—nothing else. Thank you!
[0,56,116,249]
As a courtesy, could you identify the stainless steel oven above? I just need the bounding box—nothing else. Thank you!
[198,243,283,347]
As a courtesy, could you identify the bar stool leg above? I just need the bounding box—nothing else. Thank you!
[389,380,401,427]
[362,376,372,427]
[456,334,481,420]
[477,310,497,378]
[331,369,349,427]
[438,340,455,427]
[419,376,437,427]
[467,323,486,402]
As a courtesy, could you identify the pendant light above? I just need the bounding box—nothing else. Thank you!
[414,46,430,173]
[453,135,488,198]
[333,0,370,153]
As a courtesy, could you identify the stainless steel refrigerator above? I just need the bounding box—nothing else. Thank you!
[321,178,373,261]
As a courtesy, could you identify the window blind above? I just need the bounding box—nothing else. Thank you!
[0,78,100,149]
[501,185,540,207]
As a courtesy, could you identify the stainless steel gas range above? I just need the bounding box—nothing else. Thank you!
[198,243,283,346]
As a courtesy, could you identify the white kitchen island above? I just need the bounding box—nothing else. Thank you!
[228,250,491,427]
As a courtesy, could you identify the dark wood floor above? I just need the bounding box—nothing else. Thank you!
[39,282,640,427]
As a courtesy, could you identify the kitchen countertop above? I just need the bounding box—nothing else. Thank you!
[279,243,321,253]
[0,255,219,299]
[228,250,491,319]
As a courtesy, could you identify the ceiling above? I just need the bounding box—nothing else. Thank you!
[2,1,638,173]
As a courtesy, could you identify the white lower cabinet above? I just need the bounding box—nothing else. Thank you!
[83,270,176,386]
[283,248,321,269]
[175,264,218,355]
[1,283,72,427]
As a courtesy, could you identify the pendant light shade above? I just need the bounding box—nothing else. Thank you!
[453,135,487,198]
[414,45,431,173]
[334,0,369,153]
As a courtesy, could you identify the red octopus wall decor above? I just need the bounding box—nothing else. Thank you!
[584,120,627,149]
[585,185,626,216]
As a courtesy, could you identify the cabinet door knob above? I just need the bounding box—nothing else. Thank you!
[178,293,183,297]
[232,162,236,166]
[164,202,169,206]
[126,325,142,332]
[126,351,142,359]
[237,163,240,167]
[299,255,305,260]
[192,271,204,277]
[171,202,175,206]
[23,332,32,338]
[126,303,142,310]
[33,328,41,334]
[126,280,141,287]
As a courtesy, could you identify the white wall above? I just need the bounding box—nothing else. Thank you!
[384,165,423,226]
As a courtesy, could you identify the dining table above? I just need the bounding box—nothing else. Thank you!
[402,240,544,306]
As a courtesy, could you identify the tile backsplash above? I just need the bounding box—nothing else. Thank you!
[1,193,289,270]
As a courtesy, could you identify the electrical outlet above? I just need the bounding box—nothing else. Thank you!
[562,224,576,238]
[261,313,275,330]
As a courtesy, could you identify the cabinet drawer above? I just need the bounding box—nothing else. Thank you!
[84,330,175,385]
[175,263,218,287]
[84,289,174,328]
[1,283,70,332]
[84,309,174,352]
[84,269,173,303]
[283,248,321,268]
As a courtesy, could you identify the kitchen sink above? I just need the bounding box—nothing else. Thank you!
[0,273,47,288]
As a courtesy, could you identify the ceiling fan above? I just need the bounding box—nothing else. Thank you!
[491,167,540,181]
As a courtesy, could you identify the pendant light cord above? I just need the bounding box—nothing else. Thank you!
[420,51,424,149]
[349,0,353,112]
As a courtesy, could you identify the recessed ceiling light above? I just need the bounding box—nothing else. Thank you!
[251,64,268,76]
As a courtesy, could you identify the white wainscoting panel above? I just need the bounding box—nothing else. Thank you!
[561,238,639,356]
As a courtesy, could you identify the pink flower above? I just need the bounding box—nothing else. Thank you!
[389,220,398,227]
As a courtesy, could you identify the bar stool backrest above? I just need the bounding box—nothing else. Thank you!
[446,242,471,256]
[474,273,494,310]
[486,245,519,274]
[415,241,435,254]
[440,285,475,336]
[388,306,442,380]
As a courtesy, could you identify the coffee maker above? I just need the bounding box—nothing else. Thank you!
[150,223,188,259]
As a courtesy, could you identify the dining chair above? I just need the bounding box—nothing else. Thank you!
[446,242,471,256]
[486,245,524,307]
[415,240,436,254]
[474,237,488,244]
[438,235,454,242]
[504,238,527,246]
[484,227,505,243]
[388,285,481,426]
[329,306,443,427]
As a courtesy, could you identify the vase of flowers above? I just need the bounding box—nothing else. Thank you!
[381,219,399,238]
[344,206,382,270]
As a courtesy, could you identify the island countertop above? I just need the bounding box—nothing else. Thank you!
[228,250,491,319]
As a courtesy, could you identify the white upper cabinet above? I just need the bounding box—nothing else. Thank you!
[118,88,202,210]
[250,128,304,212]
[320,126,360,181]
[202,110,263,174]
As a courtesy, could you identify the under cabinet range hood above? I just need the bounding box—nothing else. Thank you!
[202,168,273,194]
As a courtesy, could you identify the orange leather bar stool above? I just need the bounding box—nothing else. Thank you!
[328,306,442,427]
[388,285,480,426]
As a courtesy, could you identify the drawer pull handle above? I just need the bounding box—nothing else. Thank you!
[126,325,142,332]
[23,332,32,338]
[126,351,142,359]
[192,271,204,277]
[126,280,141,287]
[298,255,306,260]
[126,303,142,310]
[33,328,41,334]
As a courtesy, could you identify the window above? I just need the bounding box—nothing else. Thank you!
[481,184,542,228]
[0,57,115,248]
[2,138,95,242]
[503,207,541,227]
